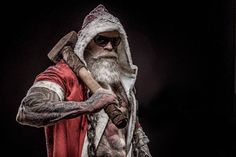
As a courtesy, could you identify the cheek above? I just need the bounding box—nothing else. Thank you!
[89,49,102,58]
[92,47,102,54]
[87,44,103,57]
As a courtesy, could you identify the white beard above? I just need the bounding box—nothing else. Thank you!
[86,57,121,85]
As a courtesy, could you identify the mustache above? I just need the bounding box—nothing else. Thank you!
[95,53,118,60]
[85,49,118,60]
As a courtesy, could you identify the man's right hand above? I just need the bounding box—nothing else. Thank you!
[85,88,119,113]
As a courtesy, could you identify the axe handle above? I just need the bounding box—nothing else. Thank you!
[78,67,101,93]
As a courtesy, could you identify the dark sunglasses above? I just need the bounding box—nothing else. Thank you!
[93,35,121,48]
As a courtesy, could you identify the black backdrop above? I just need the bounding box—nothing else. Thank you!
[1,0,235,157]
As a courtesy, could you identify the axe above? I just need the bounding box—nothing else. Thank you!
[47,31,128,129]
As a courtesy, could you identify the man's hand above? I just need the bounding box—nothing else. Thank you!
[61,45,120,113]
[61,46,85,76]
[85,88,119,113]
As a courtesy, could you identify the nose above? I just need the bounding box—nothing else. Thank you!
[103,42,113,51]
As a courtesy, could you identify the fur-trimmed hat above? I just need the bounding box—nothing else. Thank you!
[74,4,138,95]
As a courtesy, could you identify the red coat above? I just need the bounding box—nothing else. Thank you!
[35,60,88,157]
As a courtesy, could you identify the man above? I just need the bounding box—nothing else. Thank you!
[16,4,151,157]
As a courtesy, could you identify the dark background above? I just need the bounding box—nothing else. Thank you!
[1,0,235,156]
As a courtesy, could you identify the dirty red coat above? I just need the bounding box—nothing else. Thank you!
[35,60,88,157]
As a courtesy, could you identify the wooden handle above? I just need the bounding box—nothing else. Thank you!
[78,67,101,93]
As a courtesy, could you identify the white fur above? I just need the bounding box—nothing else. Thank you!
[30,81,65,100]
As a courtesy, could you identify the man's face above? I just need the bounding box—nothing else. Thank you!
[84,31,121,85]
[85,31,121,60]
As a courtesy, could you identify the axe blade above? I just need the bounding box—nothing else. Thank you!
[47,31,78,63]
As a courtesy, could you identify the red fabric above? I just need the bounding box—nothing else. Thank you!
[35,60,88,157]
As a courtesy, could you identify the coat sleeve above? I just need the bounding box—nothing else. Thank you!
[16,60,88,127]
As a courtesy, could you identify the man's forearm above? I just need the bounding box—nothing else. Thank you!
[16,87,90,128]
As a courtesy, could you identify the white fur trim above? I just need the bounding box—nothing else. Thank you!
[94,109,109,148]
[81,132,89,157]
[126,91,137,152]
[120,70,138,97]
[127,144,133,157]
[30,81,65,100]
[81,109,109,156]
